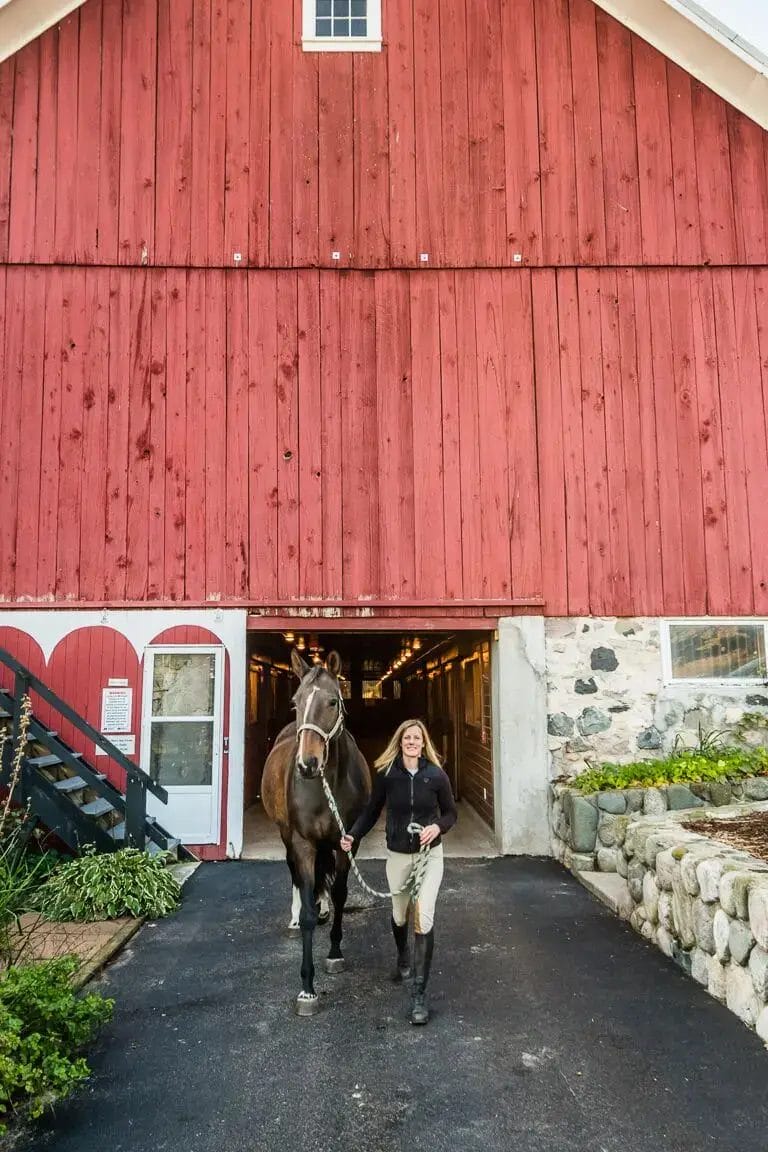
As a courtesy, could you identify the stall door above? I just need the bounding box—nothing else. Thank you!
[141,646,224,844]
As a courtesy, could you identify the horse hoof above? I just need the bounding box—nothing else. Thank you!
[287,925,300,936]
[295,992,320,1016]
[324,957,345,973]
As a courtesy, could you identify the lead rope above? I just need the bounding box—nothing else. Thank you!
[317,764,431,901]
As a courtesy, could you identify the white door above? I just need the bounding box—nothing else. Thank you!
[141,646,224,844]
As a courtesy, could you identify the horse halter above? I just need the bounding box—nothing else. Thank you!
[296,686,345,776]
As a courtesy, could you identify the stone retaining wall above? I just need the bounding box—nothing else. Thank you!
[551,777,768,871]
[616,803,768,1043]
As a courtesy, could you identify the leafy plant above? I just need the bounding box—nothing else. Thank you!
[35,848,181,922]
[0,956,113,1127]
[570,744,768,795]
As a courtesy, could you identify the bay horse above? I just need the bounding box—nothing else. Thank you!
[261,648,371,1015]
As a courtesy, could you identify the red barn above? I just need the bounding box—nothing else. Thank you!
[1,0,767,859]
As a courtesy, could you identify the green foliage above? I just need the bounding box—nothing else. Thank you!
[0,818,59,966]
[0,957,113,1126]
[35,848,181,922]
[570,744,768,795]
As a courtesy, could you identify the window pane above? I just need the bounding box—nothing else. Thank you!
[333,0,350,13]
[362,679,382,700]
[152,653,216,716]
[351,18,367,34]
[315,17,332,34]
[149,721,213,786]
[669,624,767,680]
[351,0,366,15]
[333,17,349,35]
[316,0,331,13]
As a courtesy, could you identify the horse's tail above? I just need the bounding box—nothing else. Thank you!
[314,840,336,900]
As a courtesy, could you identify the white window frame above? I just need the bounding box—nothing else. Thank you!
[302,0,382,52]
[661,618,768,687]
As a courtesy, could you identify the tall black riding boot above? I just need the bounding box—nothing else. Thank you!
[410,929,434,1025]
[391,917,411,982]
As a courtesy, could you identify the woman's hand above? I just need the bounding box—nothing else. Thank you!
[340,834,354,853]
[419,823,441,847]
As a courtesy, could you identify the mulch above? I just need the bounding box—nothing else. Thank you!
[681,811,768,864]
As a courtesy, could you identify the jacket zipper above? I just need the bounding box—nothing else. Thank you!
[410,770,415,852]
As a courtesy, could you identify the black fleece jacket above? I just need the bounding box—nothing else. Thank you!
[348,755,458,854]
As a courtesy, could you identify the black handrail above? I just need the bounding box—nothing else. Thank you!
[0,647,167,804]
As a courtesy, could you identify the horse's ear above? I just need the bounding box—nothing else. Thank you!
[291,648,311,680]
[326,650,342,678]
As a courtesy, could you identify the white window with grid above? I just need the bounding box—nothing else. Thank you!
[661,620,768,686]
[302,0,382,52]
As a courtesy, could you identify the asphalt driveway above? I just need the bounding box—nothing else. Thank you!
[20,859,768,1152]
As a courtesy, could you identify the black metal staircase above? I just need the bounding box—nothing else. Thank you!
[0,648,194,861]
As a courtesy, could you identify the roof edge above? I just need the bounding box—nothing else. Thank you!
[592,0,768,130]
[0,0,86,64]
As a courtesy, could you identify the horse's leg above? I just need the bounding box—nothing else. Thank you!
[282,833,302,933]
[325,848,351,972]
[292,839,320,1016]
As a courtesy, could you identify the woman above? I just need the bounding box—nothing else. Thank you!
[340,719,457,1025]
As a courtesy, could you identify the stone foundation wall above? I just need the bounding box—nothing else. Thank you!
[616,804,768,1043]
[545,617,768,780]
[551,777,768,872]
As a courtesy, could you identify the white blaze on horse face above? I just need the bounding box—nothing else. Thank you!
[298,687,319,767]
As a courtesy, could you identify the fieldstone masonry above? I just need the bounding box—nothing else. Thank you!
[545,617,768,779]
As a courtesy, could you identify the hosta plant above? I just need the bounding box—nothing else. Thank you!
[35,848,181,922]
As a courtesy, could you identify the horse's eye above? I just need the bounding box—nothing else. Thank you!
[330,699,338,708]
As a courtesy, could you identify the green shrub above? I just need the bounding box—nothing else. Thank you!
[0,956,113,1126]
[35,848,181,922]
[570,745,768,795]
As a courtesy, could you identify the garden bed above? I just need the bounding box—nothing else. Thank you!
[682,811,768,865]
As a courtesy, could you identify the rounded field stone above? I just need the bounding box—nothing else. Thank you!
[548,712,574,737]
[590,646,618,672]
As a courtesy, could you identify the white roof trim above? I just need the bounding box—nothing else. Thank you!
[593,0,768,129]
[0,0,87,64]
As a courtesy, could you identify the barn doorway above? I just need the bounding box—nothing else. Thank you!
[241,628,497,858]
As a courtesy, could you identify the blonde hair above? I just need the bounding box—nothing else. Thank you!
[374,719,443,772]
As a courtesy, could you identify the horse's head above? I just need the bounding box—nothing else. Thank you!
[292,648,345,778]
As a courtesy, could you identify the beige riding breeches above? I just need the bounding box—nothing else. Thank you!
[386,844,444,933]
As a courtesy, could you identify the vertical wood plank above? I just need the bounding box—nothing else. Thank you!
[247,272,278,600]
[0,58,14,262]
[439,0,472,266]
[387,0,417,265]
[728,108,768,265]
[56,269,86,598]
[690,269,730,614]
[184,271,207,598]
[156,0,193,264]
[632,36,676,265]
[535,0,578,265]
[190,0,212,267]
[204,270,226,597]
[466,0,505,265]
[410,273,446,598]
[35,34,58,263]
[666,63,701,265]
[455,271,484,598]
[37,270,63,599]
[576,269,611,615]
[437,272,464,599]
[599,270,632,613]
[97,0,122,263]
[568,0,606,265]
[555,268,589,613]
[318,57,354,264]
[692,81,737,265]
[224,0,252,265]
[207,0,227,265]
[104,270,131,600]
[596,11,641,264]
[292,41,319,267]
[248,0,270,265]
[269,2,294,266]
[474,271,511,596]
[615,269,650,613]
[668,270,707,613]
[319,271,343,598]
[501,0,541,264]
[0,269,24,598]
[413,0,444,262]
[297,271,323,596]
[78,271,109,602]
[532,269,567,613]
[754,269,768,610]
[8,42,39,263]
[54,17,78,259]
[118,0,157,265]
[226,271,250,597]
[75,1,102,261]
[164,269,187,600]
[353,52,389,266]
[125,271,152,599]
[147,272,167,599]
[276,273,299,598]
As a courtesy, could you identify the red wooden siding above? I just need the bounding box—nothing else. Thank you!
[1,266,767,616]
[2,0,768,269]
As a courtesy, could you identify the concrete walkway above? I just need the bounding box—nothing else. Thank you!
[22,859,768,1152]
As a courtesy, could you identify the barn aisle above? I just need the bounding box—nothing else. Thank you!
[19,859,768,1152]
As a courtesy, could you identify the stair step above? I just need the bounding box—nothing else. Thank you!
[53,775,87,793]
[28,752,82,769]
[80,797,116,818]
[109,821,126,841]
